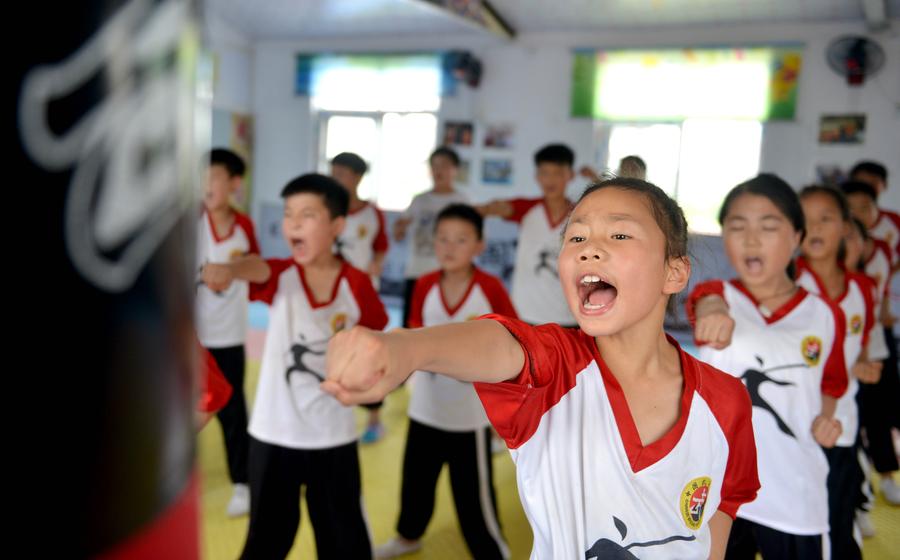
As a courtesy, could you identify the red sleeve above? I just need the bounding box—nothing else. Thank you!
[685,280,726,345]
[853,274,877,349]
[477,271,518,319]
[698,362,760,518]
[883,210,900,259]
[235,212,261,255]
[473,314,594,449]
[198,343,233,413]
[345,265,389,330]
[821,300,848,399]
[506,198,543,224]
[248,259,294,305]
[372,206,389,254]
[408,272,440,329]
[873,239,893,270]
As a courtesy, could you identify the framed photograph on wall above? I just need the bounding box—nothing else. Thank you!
[484,123,514,148]
[482,159,513,185]
[818,114,866,144]
[442,121,474,146]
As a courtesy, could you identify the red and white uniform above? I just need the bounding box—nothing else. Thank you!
[505,198,574,325]
[865,239,893,306]
[688,279,847,536]
[248,260,388,449]
[870,209,900,265]
[474,315,759,559]
[863,239,892,360]
[196,210,260,347]
[407,268,517,431]
[795,260,875,447]
[338,202,388,273]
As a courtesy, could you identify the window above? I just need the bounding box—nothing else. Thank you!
[576,46,783,233]
[316,111,438,211]
[600,119,762,234]
[302,54,443,210]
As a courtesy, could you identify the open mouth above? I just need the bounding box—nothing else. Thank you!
[807,237,825,249]
[290,237,306,253]
[578,274,618,313]
[744,256,764,274]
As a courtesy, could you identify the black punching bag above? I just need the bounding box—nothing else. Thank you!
[13,0,202,557]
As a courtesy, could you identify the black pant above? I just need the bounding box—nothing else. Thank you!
[241,438,371,560]
[859,326,900,473]
[725,517,825,560]
[402,278,417,328]
[397,420,507,560]
[825,446,862,560]
[209,345,249,484]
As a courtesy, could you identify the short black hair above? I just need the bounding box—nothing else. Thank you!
[435,203,484,239]
[840,180,878,202]
[799,185,850,221]
[209,148,246,178]
[849,161,887,183]
[620,155,646,171]
[331,152,368,176]
[720,173,805,239]
[534,143,574,167]
[430,146,460,167]
[280,173,349,218]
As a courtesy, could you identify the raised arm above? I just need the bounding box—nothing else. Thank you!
[322,320,525,405]
[201,254,271,292]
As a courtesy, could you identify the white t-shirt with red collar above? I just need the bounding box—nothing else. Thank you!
[505,198,574,325]
[402,190,470,278]
[870,209,900,265]
[247,259,388,449]
[865,239,893,307]
[795,260,875,447]
[338,202,388,273]
[196,209,260,348]
[863,239,893,360]
[407,268,517,431]
[473,315,759,559]
[687,279,847,535]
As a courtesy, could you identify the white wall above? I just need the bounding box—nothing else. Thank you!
[205,6,253,114]
[219,20,900,225]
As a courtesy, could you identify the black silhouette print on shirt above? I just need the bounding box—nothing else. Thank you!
[285,335,328,383]
[585,516,696,559]
[535,249,558,278]
[741,355,806,439]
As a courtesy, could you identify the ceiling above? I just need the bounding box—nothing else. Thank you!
[208,0,900,40]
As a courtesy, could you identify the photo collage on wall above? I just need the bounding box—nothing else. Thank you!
[441,120,515,187]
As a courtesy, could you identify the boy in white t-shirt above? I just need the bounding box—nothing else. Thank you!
[203,174,388,559]
[196,148,259,517]
[376,204,516,559]
[393,146,469,327]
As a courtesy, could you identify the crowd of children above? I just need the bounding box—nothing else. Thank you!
[196,144,899,559]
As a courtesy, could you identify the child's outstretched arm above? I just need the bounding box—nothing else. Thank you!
[692,295,735,349]
[707,511,733,560]
[201,254,270,292]
[322,320,525,405]
[474,200,513,219]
